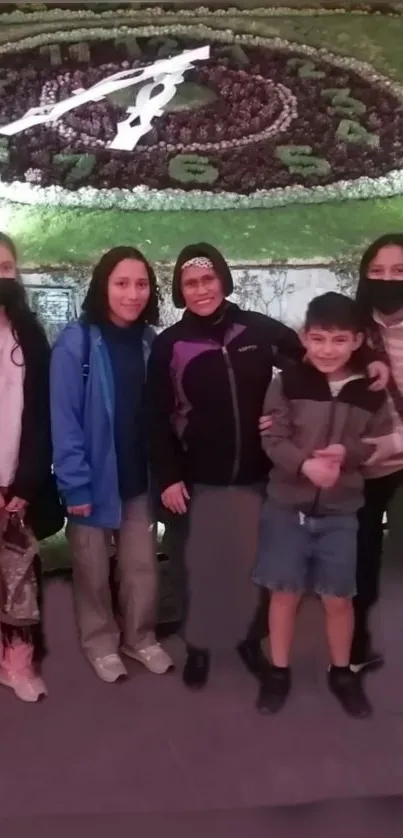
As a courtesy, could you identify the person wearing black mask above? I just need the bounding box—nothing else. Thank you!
[352,233,403,672]
[0,231,63,703]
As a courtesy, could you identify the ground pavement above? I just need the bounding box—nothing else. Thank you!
[0,553,402,838]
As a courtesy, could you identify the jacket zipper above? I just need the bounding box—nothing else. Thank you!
[308,397,336,516]
[222,345,241,483]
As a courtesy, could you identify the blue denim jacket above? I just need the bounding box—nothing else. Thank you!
[50,321,155,528]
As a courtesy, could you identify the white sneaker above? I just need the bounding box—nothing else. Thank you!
[91,654,128,683]
[123,643,174,675]
[0,641,47,703]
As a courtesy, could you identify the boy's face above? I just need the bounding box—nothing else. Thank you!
[301,326,363,377]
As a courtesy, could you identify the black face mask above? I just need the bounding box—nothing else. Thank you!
[0,276,25,312]
[366,279,403,315]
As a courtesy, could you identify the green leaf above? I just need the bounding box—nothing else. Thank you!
[336,119,380,148]
[275,145,331,177]
[168,154,219,185]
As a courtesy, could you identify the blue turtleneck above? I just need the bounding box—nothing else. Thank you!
[101,320,148,500]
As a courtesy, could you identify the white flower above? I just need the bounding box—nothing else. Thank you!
[24,168,43,184]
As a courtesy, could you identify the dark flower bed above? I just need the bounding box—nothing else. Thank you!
[0,35,402,194]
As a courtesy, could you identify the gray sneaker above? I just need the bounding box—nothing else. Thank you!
[92,654,128,683]
[122,643,174,675]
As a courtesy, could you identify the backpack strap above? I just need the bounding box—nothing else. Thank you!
[80,321,91,383]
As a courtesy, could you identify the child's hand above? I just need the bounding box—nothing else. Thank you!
[314,443,346,466]
[302,458,340,488]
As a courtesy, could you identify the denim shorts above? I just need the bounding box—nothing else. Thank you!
[252,498,358,598]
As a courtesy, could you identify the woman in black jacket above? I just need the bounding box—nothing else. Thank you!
[0,232,63,703]
[147,243,304,689]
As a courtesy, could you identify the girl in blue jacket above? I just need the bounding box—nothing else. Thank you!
[50,247,173,683]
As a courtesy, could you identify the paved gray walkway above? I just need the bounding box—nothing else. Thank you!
[0,558,402,835]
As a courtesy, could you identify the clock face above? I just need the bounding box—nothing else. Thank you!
[0,32,402,195]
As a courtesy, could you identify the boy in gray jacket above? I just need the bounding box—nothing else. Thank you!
[253,293,395,718]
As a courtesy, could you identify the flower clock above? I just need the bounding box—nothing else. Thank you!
[0,16,403,211]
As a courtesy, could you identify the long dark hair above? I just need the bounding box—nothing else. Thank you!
[0,233,47,365]
[355,233,403,327]
[82,246,159,326]
[0,279,47,365]
[0,230,18,264]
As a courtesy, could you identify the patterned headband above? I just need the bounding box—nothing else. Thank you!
[181,256,214,271]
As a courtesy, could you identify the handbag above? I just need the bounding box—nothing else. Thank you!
[0,510,40,626]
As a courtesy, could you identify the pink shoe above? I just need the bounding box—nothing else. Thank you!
[0,639,47,703]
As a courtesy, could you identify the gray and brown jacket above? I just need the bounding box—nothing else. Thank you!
[262,363,394,515]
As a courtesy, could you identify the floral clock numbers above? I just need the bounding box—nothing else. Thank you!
[336,120,379,149]
[168,154,219,185]
[275,146,331,178]
[0,19,402,211]
[276,63,381,179]
[0,136,9,164]
[286,58,326,80]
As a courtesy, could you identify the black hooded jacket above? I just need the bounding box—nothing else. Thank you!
[146,246,303,492]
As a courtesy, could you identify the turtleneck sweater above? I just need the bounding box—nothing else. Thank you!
[101,320,148,500]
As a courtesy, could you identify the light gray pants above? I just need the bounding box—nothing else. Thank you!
[67,495,158,662]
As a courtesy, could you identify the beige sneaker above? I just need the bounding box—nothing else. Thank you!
[0,640,47,703]
[91,654,128,683]
[123,643,174,675]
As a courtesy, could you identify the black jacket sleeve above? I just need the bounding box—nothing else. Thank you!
[261,315,303,369]
[146,333,184,494]
[11,321,53,502]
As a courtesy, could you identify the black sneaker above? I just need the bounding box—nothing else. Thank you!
[236,638,266,678]
[182,648,210,690]
[256,665,291,714]
[327,666,372,718]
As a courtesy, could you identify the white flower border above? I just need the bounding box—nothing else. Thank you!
[1,21,403,212]
[1,169,403,212]
[1,6,402,24]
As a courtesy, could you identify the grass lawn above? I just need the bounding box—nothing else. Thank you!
[3,196,403,266]
[1,8,402,266]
